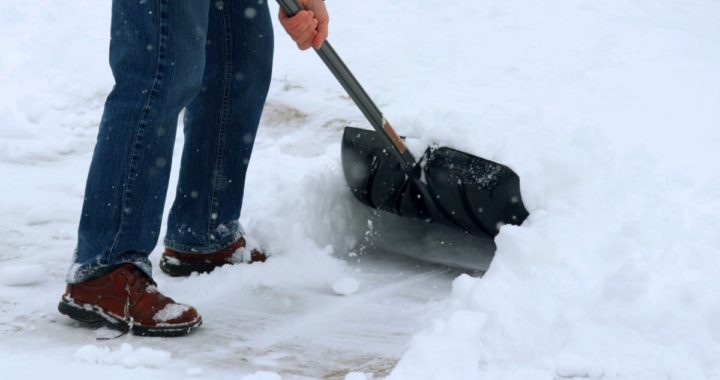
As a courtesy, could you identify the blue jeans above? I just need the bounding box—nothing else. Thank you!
[68,0,274,283]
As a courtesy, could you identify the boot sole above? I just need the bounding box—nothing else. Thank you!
[159,256,225,277]
[58,299,202,337]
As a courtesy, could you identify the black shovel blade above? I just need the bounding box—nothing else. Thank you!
[341,127,529,237]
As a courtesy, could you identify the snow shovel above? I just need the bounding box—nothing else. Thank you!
[277,0,529,237]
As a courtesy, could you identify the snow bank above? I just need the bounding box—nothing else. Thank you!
[384,0,720,378]
[0,1,112,163]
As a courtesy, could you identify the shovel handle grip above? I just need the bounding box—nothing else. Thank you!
[276,0,418,172]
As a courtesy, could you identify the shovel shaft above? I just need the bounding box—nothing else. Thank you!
[276,0,418,172]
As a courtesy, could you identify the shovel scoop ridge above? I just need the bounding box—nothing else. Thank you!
[342,127,529,237]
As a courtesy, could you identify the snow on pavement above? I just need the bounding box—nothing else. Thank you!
[2,0,720,379]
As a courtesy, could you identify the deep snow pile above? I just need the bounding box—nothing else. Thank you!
[382,1,720,379]
[2,0,720,379]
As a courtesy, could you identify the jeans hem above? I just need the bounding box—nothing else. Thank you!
[66,256,153,284]
[163,230,243,254]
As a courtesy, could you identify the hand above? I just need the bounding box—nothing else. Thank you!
[278,0,329,50]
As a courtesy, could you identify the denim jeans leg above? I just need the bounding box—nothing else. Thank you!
[164,0,274,253]
[68,0,211,283]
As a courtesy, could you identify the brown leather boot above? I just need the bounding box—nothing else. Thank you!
[160,237,267,277]
[58,264,201,337]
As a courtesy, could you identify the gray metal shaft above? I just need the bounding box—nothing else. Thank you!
[276,0,418,171]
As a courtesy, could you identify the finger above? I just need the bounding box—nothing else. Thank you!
[280,8,309,21]
[288,14,315,39]
[290,18,315,43]
[291,19,317,41]
[281,10,311,32]
[317,17,329,37]
[312,20,329,49]
[284,14,311,40]
[294,18,318,45]
[298,30,317,50]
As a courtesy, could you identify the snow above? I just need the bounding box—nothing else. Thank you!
[241,371,283,380]
[0,265,46,286]
[2,0,719,379]
[153,303,191,323]
[186,367,204,377]
[74,343,172,369]
[332,277,360,296]
[345,372,374,380]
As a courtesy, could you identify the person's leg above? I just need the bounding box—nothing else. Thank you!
[164,0,274,254]
[68,0,211,283]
